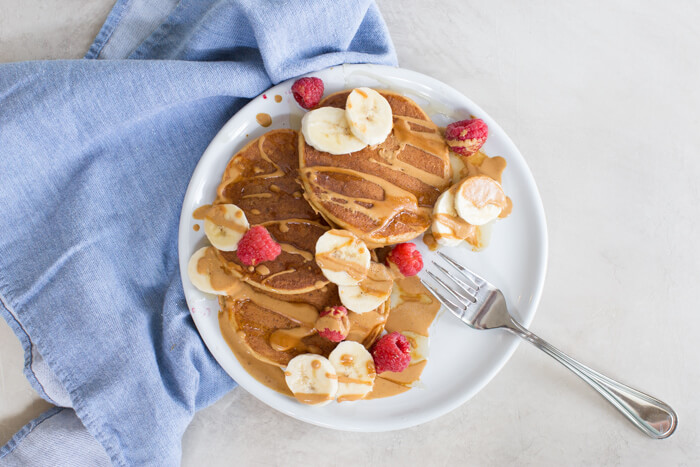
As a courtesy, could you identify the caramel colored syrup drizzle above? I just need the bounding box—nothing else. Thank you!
[192,204,248,233]
[299,100,452,245]
[426,150,511,250]
[314,230,368,282]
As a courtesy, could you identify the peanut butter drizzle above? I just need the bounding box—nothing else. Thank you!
[432,213,479,244]
[217,133,286,202]
[300,96,452,245]
[301,166,430,243]
[385,276,440,335]
[279,243,314,262]
[198,248,318,327]
[269,327,316,352]
[192,204,248,233]
[422,232,438,251]
[241,193,273,199]
[274,94,282,103]
[337,394,367,403]
[314,232,368,281]
[256,112,272,127]
[500,197,513,218]
[261,269,296,284]
[376,361,427,386]
[358,262,393,298]
[393,116,449,164]
[338,375,373,385]
[255,265,270,275]
[193,224,200,231]
[218,310,291,396]
[340,354,354,365]
[295,393,332,404]
[346,301,389,347]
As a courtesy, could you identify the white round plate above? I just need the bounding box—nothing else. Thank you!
[178,64,547,432]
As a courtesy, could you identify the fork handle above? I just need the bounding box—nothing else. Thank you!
[506,319,677,439]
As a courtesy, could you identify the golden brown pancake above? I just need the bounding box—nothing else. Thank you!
[213,129,390,367]
[299,90,452,247]
[214,129,329,295]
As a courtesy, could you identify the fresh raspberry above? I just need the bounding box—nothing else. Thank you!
[291,77,324,109]
[315,306,350,342]
[445,118,489,156]
[386,243,423,277]
[371,332,411,373]
[236,226,281,266]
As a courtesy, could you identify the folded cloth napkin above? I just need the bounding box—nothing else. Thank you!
[0,1,396,465]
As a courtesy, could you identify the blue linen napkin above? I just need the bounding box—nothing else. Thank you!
[0,1,397,465]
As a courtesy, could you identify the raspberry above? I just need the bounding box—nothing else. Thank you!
[371,332,411,373]
[291,77,324,109]
[236,226,281,266]
[445,118,488,156]
[386,243,423,277]
[315,306,349,342]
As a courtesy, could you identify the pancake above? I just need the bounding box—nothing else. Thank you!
[299,90,452,247]
[214,129,329,295]
[211,129,391,367]
[220,286,390,367]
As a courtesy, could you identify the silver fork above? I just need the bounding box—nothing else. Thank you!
[422,251,678,439]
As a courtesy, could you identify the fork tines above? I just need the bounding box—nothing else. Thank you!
[420,252,482,318]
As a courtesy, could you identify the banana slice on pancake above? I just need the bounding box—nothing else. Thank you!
[338,262,393,314]
[284,354,338,406]
[454,175,508,226]
[202,204,249,251]
[301,107,366,155]
[187,247,228,295]
[345,87,393,145]
[431,188,463,247]
[315,229,371,286]
[328,341,376,401]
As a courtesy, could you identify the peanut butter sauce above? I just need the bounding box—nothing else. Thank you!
[193,204,248,233]
[256,113,272,127]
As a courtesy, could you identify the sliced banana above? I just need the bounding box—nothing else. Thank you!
[328,341,376,401]
[301,107,366,155]
[401,331,429,364]
[315,229,370,286]
[203,204,249,251]
[431,188,464,247]
[345,87,393,145]
[454,175,508,226]
[338,262,393,314]
[187,246,227,295]
[284,354,338,406]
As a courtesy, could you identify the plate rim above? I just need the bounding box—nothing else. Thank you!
[177,63,549,432]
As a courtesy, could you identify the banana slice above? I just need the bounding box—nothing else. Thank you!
[315,229,370,286]
[431,188,464,247]
[345,87,393,145]
[338,262,393,314]
[401,331,429,364]
[328,341,376,402]
[284,354,338,406]
[301,107,366,155]
[187,247,227,295]
[202,204,249,251]
[453,175,508,226]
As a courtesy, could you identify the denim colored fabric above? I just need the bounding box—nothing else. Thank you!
[0,1,397,465]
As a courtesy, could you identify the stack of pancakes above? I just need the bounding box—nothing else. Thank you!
[215,91,451,368]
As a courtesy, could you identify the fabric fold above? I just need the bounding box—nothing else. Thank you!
[0,0,397,465]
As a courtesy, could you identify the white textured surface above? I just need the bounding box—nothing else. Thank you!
[1,0,698,465]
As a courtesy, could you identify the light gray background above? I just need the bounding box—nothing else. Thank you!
[1,1,698,465]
